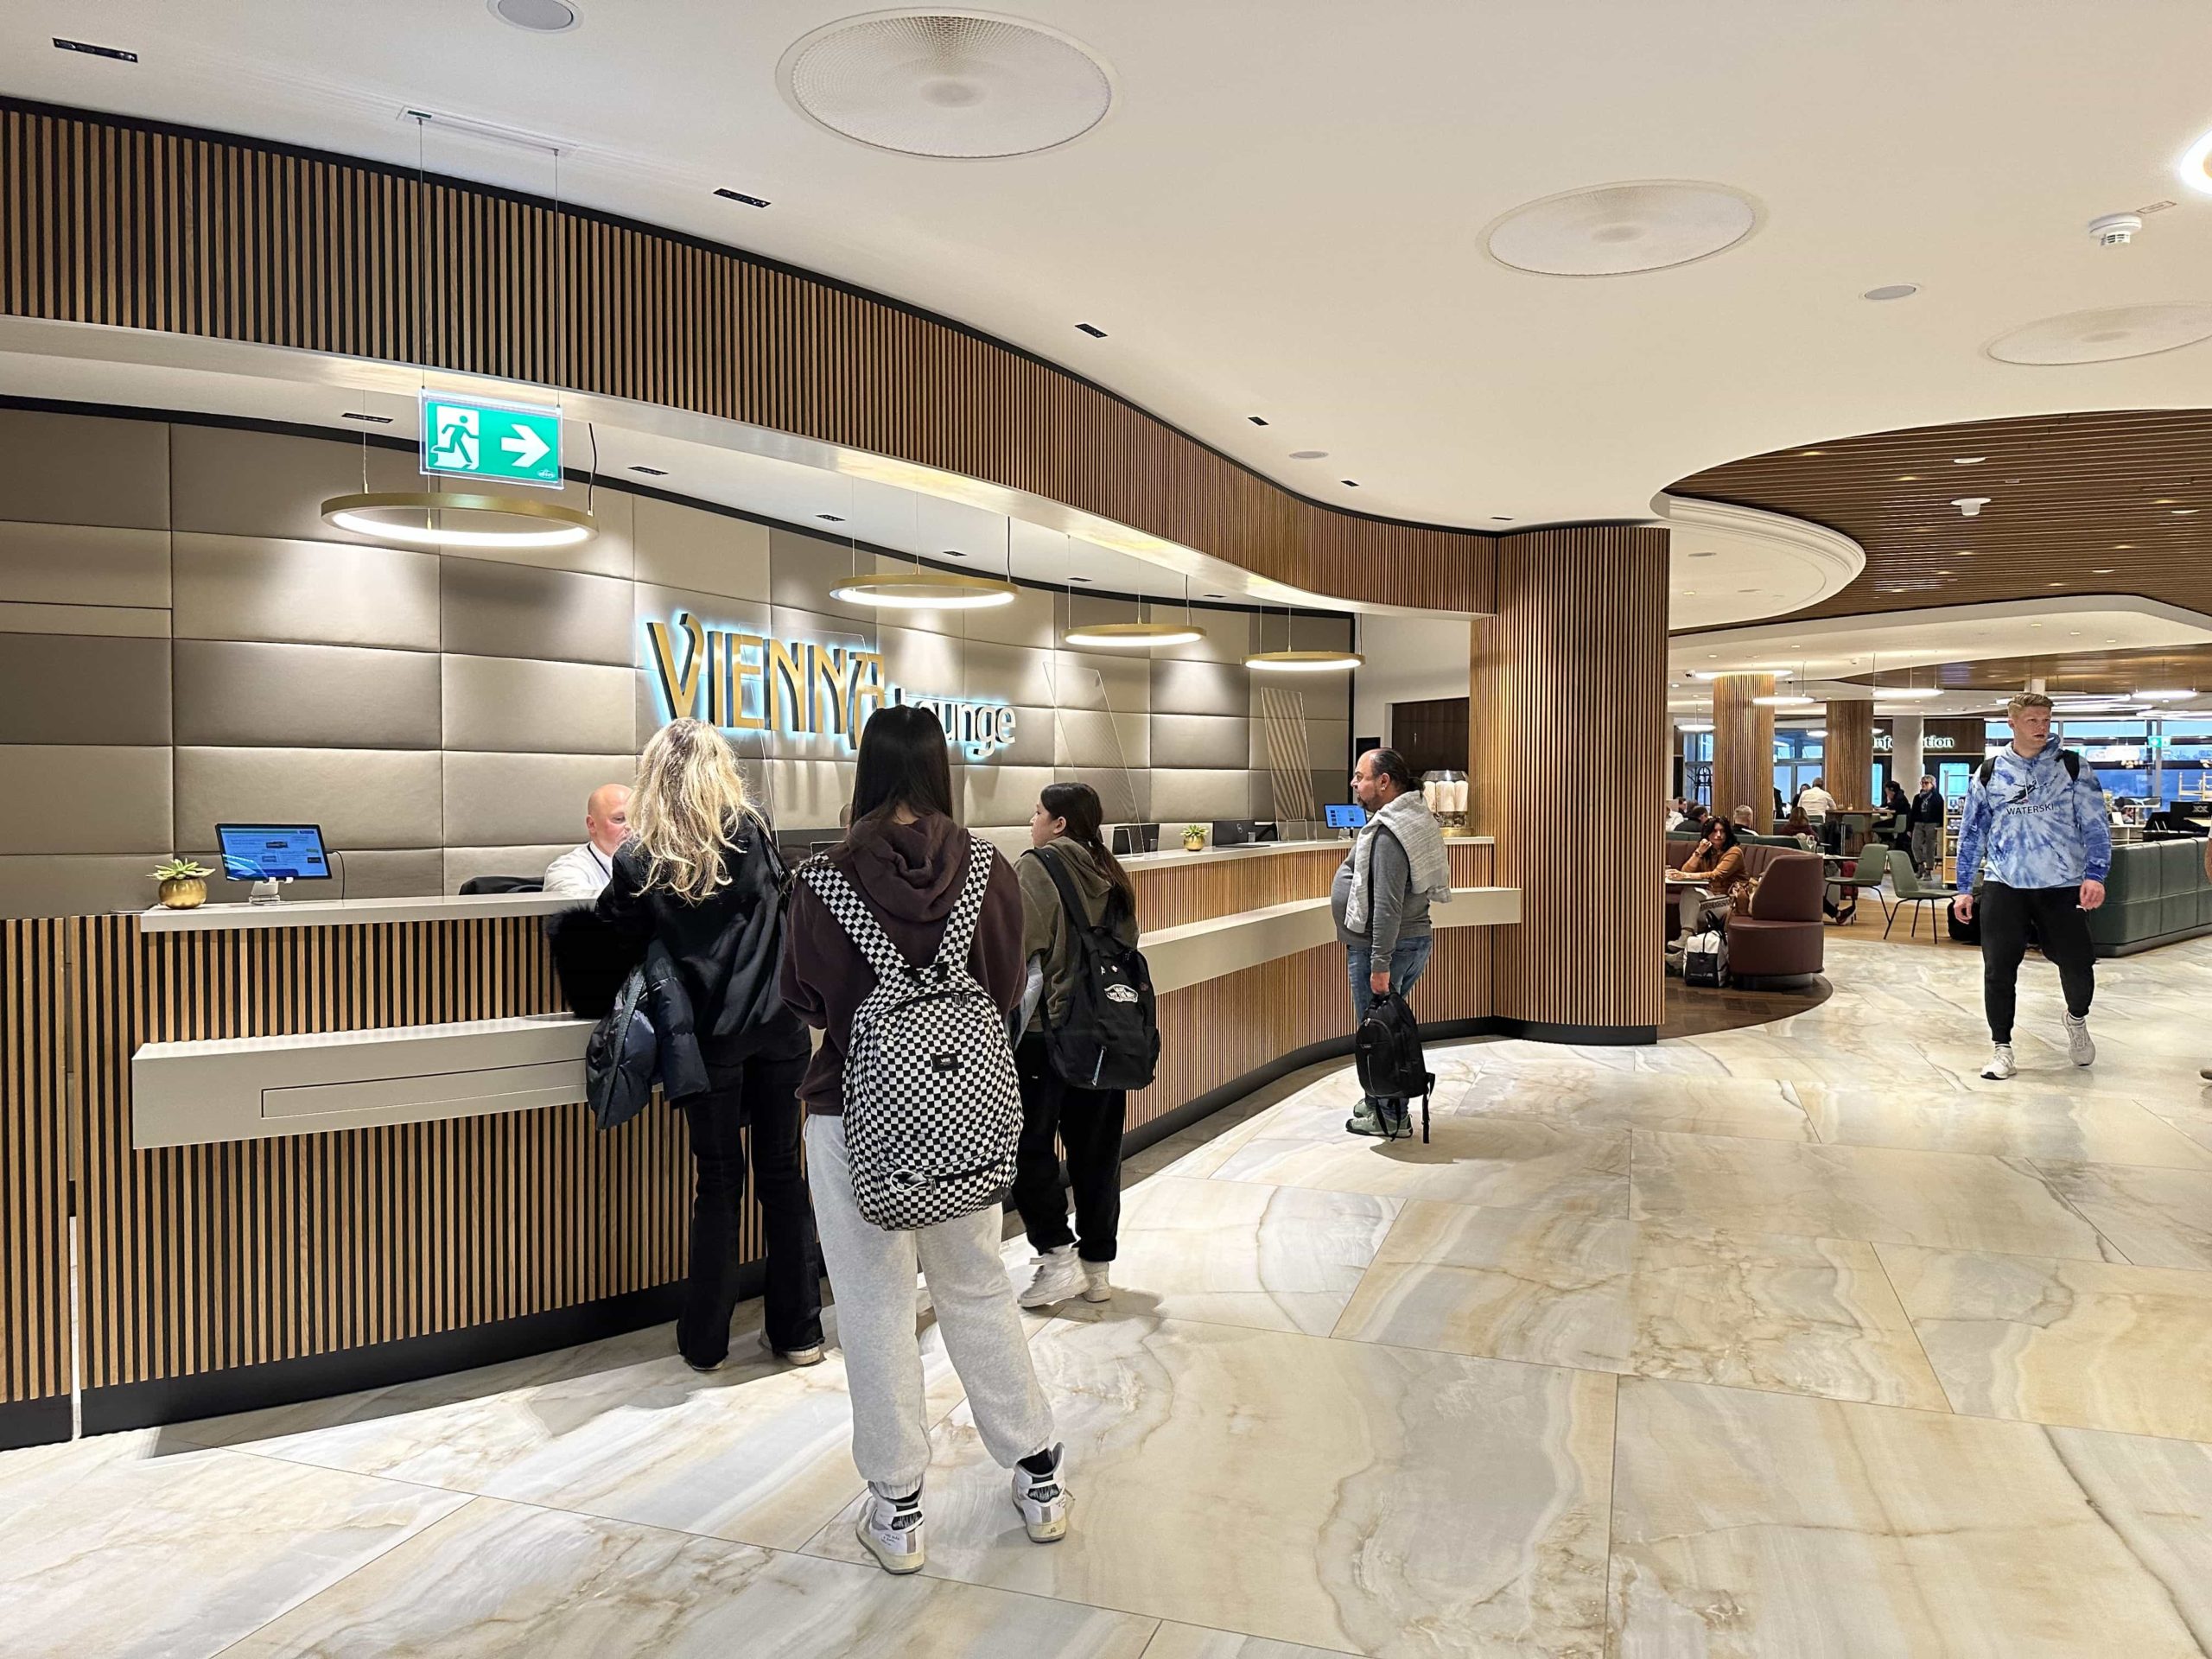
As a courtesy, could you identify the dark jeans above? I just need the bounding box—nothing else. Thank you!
[1980,881,2095,1043]
[1348,934,1433,1109]
[675,1051,822,1367]
[1011,1032,1126,1265]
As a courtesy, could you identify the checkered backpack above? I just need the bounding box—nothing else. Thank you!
[798,833,1021,1231]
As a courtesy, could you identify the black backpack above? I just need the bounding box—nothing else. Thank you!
[1033,847,1160,1092]
[1978,751,2082,788]
[1355,989,1434,1143]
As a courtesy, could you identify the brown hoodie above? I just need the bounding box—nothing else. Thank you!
[780,811,1025,1116]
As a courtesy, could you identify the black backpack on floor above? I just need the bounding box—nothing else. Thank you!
[1356,989,1435,1143]
[1033,848,1160,1092]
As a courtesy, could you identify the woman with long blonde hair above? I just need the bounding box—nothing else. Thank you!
[595,718,821,1371]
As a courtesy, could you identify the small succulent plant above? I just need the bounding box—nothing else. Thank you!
[1182,823,1207,841]
[152,858,213,881]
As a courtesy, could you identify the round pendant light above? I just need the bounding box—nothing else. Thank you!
[320,491,596,550]
[1245,648,1364,672]
[1063,620,1207,648]
[830,571,1018,609]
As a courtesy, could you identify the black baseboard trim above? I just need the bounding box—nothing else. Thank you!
[79,1279,702,1434]
[1484,1018,1660,1046]
[0,1394,71,1451]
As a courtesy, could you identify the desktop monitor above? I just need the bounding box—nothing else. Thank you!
[215,823,333,882]
[1325,803,1368,830]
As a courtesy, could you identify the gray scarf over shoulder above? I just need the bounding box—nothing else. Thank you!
[1345,790,1453,934]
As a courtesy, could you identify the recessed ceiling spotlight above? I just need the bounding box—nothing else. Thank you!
[626,464,668,476]
[2177,508,2201,516]
[1066,573,1090,581]
[939,549,968,558]
[1953,456,1986,464]
[1799,449,1826,456]
[1074,322,1108,338]
[1203,593,1225,599]
[1688,550,1716,558]
[1340,479,1359,487]
[1953,496,1991,517]
[51,36,138,61]
[2047,581,2066,588]
[1484,180,1760,276]
[1988,303,2212,365]
[816,513,845,523]
[2115,543,2133,549]
[1897,474,1920,481]
[1288,449,1327,461]
[488,0,579,32]
[2178,125,2212,195]
[1248,416,1269,426]
[1491,516,1514,523]
[341,411,393,424]
[1862,283,1919,301]
[713,188,770,208]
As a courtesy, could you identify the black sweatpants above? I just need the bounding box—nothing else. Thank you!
[1011,1032,1127,1265]
[1980,881,2095,1044]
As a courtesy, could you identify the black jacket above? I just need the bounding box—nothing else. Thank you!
[1909,788,1946,826]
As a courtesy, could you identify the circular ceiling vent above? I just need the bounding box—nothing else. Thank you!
[779,9,1114,159]
[488,0,578,32]
[1986,303,2212,365]
[1484,181,1759,276]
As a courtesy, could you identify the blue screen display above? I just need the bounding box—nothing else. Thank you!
[1325,803,1368,830]
[216,824,332,881]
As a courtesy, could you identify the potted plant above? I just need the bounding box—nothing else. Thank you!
[1181,823,1207,853]
[151,858,213,910]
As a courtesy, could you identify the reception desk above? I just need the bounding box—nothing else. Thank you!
[2,839,1512,1443]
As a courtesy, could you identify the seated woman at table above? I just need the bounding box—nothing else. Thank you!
[1783,804,1820,851]
[1675,817,1751,938]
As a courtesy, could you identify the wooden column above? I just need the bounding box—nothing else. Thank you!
[1825,700,1875,809]
[1712,675,1777,825]
[1473,525,1669,1041]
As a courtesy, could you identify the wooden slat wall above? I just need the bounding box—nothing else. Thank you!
[1,920,71,1408]
[1475,528,1668,1031]
[1128,848,1345,932]
[0,99,1492,614]
[71,915,700,1392]
[1710,674,1776,823]
[1825,699,1875,810]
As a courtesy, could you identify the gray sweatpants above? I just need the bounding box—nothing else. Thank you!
[1910,821,1943,877]
[805,1113,1054,1494]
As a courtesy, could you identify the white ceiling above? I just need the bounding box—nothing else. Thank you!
[6,0,2211,563]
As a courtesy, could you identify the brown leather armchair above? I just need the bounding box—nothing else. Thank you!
[1725,849,1826,985]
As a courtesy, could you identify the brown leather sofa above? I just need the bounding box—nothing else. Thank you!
[1667,841,1827,987]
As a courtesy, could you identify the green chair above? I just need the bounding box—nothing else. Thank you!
[1885,848,1957,940]
[1829,843,1887,925]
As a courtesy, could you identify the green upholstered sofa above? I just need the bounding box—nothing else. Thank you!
[2086,838,2212,957]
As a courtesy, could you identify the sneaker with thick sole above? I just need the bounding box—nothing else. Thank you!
[1344,1102,1387,1137]
[758,1329,826,1367]
[2063,1014,2095,1069]
[1081,1263,1111,1304]
[1013,1446,1071,1542]
[1980,1043,2018,1081]
[1019,1245,1084,1310]
[856,1487,925,1574]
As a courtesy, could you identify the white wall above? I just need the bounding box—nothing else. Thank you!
[1351,615,1471,745]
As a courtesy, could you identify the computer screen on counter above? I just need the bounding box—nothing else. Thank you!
[1325,804,1368,829]
[215,823,333,881]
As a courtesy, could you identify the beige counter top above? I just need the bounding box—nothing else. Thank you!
[140,891,581,932]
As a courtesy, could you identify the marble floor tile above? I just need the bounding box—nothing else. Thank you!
[804,1314,1618,1657]
[175,1311,963,1551]
[1142,1624,1358,1659]
[2142,1089,2212,1155]
[1879,1243,2212,1441]
[1446,1073,1816,1142]
[1027,1176,1398,1337]
[1630,1129,2126,1261]
[1798,1079,2212,1168]
[1211,1116,1630,1218]
[225,1496,1160,1658]
[2033,1160,2212,1269]
[1334,1202,1946,1408]
[1609,1376,2212,1657]
[0,1442,467,1659]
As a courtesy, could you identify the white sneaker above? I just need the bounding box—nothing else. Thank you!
[1081,1262,1112,1304]
[856,1485,925,1575]
[1981,1043,2018,1081]
[2064,1014,2095,1069]
[1013,1445,1071,1542]
[1019,1245,1084,1309]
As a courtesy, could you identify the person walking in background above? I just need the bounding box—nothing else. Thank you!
[781,704,1068,1576]
[594,721,821,1373]
[1012,783,1140,1312]
[1910,773,1947,878]
[1951,692,2110,1081]
[1334,747,1452,1139]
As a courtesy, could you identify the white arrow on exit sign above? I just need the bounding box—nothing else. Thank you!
[502,427,552,469]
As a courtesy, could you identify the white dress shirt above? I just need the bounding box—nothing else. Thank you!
[543,842,615,901]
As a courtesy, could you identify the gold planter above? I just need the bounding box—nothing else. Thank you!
[1182,836,1205,853]
[157,876,207,910]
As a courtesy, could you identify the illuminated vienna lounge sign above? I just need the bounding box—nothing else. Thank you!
[645,611,1018,760]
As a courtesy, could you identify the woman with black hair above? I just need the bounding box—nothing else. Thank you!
[1011,782,1141,1310]
[1677,816,1751,937]
[779,704,1068,1576]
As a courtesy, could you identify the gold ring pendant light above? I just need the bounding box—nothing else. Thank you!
[1063,569,1208,648]
[830,571,1019,609]
[320,490,597,550]
[1245,604,1363,671]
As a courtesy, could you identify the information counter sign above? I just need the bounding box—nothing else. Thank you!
[419,392,563,487]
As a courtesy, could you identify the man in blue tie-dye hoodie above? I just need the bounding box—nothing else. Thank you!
[1951,691,2112,1081]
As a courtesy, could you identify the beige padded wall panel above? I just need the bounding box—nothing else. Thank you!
[0,854,167,918]
[937,584,1056,652]
[1046,651,1150,714]
[0,746,171,854]
[950,639,1060,708]
[758,759,854,832]
[173,640,441,749]
[444,843,575,894]
[767,533,903,628]
[1073,766,1150,827]
[329,849,445,899]
[0,634,170,744]
[174,747,442,851]
[1249,716,1351,772]
[168,424,408,543]
[1052,709,1150,771]
[442,654,638,755]
[1180,611,1260,664]
[173,533,440,650]
[1150,713,1252,771]
[0,409,168,530]
[0,521,170,607]
[0,601,168,639]
[960,764,1057,831]
[454,482,632,582]
[442,752,640,849]
[1151,656,1251,717]
[633,498,771,601]
[441,562,633,667]
[983,707,1055,768]
[1153,768,1254,823]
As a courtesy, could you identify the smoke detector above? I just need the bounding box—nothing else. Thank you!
[2089,213,2144,247]
[1953,496,1991,518]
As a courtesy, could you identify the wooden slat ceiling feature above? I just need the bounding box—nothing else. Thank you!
[1670,409,2212,625]
[1897,645,2212,696]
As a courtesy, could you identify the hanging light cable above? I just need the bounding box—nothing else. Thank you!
[1247,600,1363,671]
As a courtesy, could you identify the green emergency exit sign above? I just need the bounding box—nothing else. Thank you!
[419,392,563,487]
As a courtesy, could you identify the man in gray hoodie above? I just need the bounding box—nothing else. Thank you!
[1332,747,1444,1138]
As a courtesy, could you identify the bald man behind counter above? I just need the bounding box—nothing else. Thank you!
[542,783,632,901]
